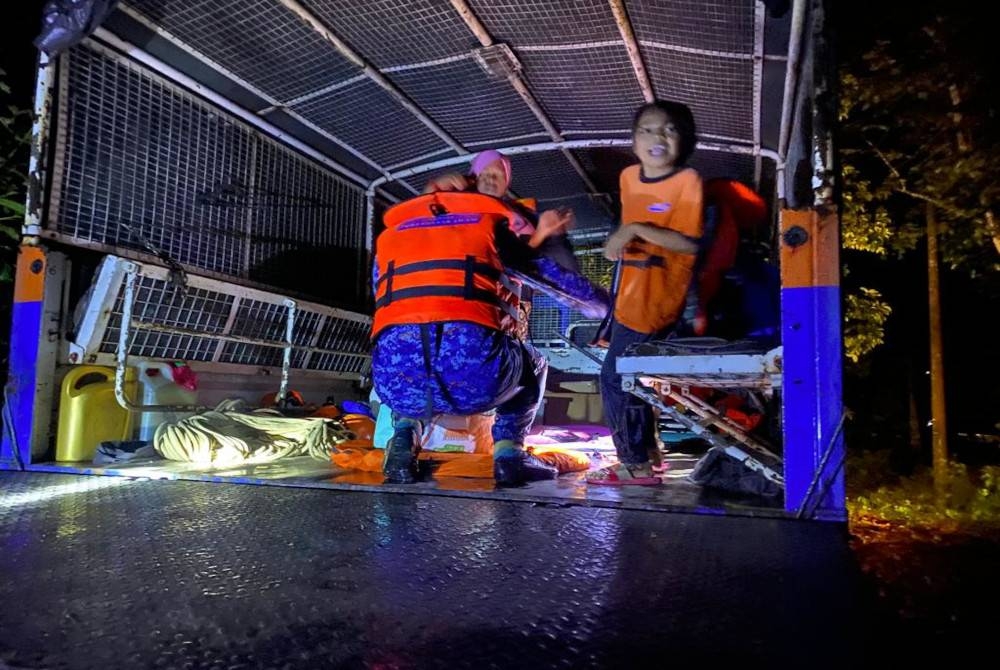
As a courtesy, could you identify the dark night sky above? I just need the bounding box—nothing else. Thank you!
[0,2,47,109]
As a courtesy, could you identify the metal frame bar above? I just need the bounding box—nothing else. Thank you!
[277,0,468,158]
[114,264,299,413]
[117,3,402,190]
[625,380,784,488]
[448,0,604,200]
[752,0,766,186]
[776,0,809,203]
[89,28,397,199]
[22,52,55,238]
[608,0,655,103]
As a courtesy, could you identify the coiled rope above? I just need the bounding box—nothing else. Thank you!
[153,399,356,465]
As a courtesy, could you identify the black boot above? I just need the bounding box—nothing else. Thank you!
[383,423,420,484]
[494,449,559,487]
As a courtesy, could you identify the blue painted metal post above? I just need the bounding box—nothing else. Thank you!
[1,246,51,468]
[780,209,845,518]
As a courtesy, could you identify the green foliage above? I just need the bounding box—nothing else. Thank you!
[576,247,614,289]
[843,287,892,363]
[848,450,1000,527]
[839,19,1000,274]
[1,67,30,281]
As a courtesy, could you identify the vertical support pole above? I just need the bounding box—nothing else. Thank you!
[278,299,297,405]
[779,208,844,517]
[2,247,63,467]
[2,51,61,468]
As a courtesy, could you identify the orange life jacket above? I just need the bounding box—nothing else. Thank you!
[372,192,521,339]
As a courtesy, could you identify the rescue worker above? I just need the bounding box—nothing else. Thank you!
[371,189,609,487]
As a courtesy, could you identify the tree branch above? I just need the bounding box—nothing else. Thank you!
[986,210,1000,256]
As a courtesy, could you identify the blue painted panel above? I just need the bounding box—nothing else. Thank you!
[1,300,44,468]
[781,286,844,515]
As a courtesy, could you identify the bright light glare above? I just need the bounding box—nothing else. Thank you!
[0,477,132,509]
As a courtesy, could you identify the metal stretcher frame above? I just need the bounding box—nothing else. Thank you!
[618,343,785,489]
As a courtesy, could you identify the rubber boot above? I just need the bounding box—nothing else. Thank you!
[383,423,421,484]
[493,442,559,487]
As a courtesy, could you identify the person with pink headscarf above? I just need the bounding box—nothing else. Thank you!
[370,152,610,487]
[424,150,576,261]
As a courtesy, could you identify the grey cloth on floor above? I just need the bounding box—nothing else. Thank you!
[93,440,158,465]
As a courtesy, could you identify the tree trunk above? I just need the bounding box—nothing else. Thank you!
[926,202,949,506]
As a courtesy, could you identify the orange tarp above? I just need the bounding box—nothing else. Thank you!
[331,445,589,478]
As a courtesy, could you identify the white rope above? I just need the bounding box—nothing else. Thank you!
[153,400,356,465]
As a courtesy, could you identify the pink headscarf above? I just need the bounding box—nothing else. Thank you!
[470,149,512,185]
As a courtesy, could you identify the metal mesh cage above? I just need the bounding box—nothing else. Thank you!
[55,43,369,307]
[126,0,359,103]
[468,0,618,45]
[291,78,450,167]
[110,0,775,210]
[89,260,371,378]
[517,47,646,132]
[642,48,754,142]
[306,0,475,69]
[389,57,546,145]
[627,0,756,54]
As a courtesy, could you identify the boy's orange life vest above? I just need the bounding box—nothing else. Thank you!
[372,192,521,339]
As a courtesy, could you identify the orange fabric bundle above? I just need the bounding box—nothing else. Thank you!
[530,446,590,473]
[311,405,341,419]
[330,445,589,477]
[331,447,384,472]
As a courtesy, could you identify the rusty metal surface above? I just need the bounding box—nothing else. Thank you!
[0,472,867,669]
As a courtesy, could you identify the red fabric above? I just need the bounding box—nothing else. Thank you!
[694,179,768,333]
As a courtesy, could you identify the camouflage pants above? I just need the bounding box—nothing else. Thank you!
[372,322,546,445]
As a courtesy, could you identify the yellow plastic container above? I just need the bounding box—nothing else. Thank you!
[55,365,137,462]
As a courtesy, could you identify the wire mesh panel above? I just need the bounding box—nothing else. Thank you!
[100,278,232,362]
[82,257,372,379]
[641,48,754,142]
[306,0,475,69]
[389,57,546,145]
[517,47,646,132]
[509,151,587,199]
[626,0,756,54]
[291,78,450,167]
[572,146,637,196]
[539,194,614,233]
[307,317,372,377]
[687,150,755,184]
[124,0,359,103]
[242,140,367,303]
[59,44,251,276]
[55,43,369,307]
[528,247,612,343]
[468,0,617,45]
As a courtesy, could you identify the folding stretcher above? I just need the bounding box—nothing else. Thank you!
[616,338,784,490]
